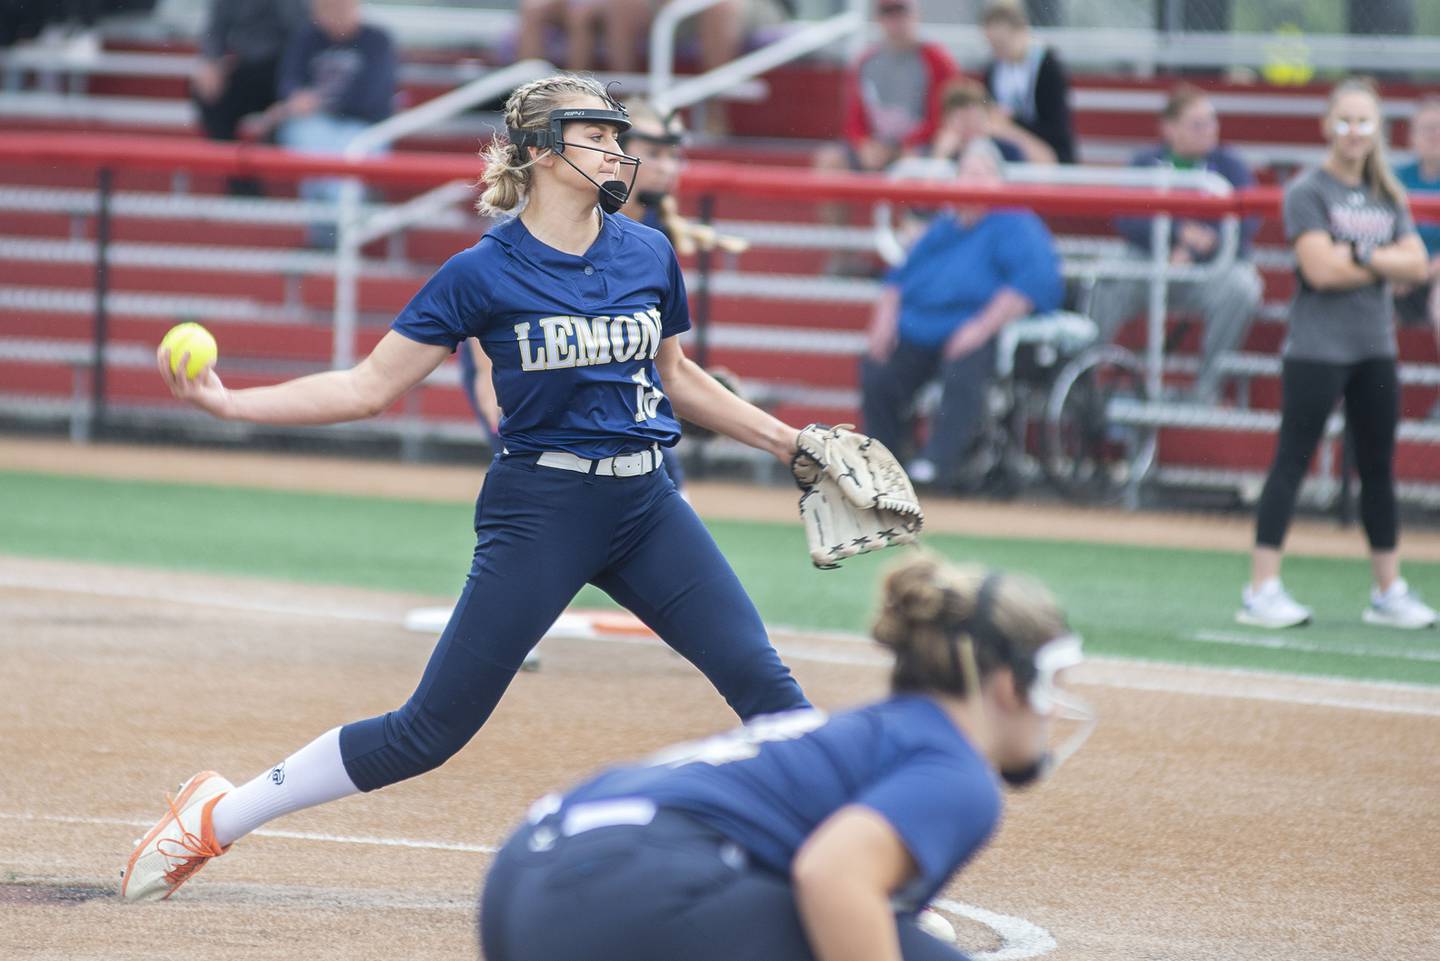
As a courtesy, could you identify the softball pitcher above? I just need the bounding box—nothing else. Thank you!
[455,96,713,492]
[121,73,811,901]
[478,555,1095,961]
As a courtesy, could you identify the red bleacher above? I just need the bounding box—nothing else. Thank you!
[2,46,1438,492]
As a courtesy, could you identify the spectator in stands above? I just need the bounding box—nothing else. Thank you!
[1393,94,1440,346]
[518,0,789,79]
[860,141,1062,491]
[560,0,653,74]
[1240,77,1436,631]
[1089,84,1263,403]
[930,77,1056,166]
[193,0,307,197]
[814,0,957,271]
[979,1,1075,164]
[247,0,397,246]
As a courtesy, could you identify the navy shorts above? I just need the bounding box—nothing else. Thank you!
[479,805,972,961]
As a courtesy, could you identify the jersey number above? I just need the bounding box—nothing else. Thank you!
[631,369,664,422]
[643,709,828,769]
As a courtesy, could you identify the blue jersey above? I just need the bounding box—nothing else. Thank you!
[560,696,1002,911]
[392,211,691,459]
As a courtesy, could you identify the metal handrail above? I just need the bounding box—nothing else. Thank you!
[901,24,1440,75]
[647,0,864,115]
[330,59,553,368]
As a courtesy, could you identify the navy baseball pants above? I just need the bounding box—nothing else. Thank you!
[478,809,972,961]
[338,454,808,791]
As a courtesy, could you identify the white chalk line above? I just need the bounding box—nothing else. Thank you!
[0,811,497,854]
[1191,628,1440,663]
[1,812,1045,957]
[3,568,1439,716]
[931,897,1057,961]
[0,570,402,625]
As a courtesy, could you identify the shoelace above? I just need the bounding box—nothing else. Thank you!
[154,791,224,891]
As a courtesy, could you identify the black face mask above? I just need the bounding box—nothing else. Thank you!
[595,172,632,214]
[506,106,642,215]
[999,755,1049,789]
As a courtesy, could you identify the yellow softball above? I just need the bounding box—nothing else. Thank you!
[160,322,218,379]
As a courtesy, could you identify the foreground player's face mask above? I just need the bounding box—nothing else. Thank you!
[507,106,642,214]
[945,574,1097,789]
[998,633,1096,788]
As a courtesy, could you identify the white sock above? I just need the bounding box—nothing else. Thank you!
[209,727,359,847]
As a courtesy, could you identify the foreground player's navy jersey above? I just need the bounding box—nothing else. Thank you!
[560,696,1002,911]
[391,211,690,459]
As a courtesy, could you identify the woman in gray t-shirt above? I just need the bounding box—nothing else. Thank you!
[1239,78,1437,630]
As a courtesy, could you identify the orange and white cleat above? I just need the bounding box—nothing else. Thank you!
[120,771,234,902]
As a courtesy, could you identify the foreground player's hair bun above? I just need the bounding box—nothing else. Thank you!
[873,554,1067,698]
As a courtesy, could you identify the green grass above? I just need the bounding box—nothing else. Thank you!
[3,470,1437,687]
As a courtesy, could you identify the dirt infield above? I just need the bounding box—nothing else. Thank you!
[2,554,1437,961]
[3,437,1439,960]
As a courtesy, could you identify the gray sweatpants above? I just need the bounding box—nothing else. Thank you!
[1089,257,1262,402]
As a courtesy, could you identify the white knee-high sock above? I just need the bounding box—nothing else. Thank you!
[209,727,359,847]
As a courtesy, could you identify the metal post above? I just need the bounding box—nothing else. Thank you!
[91,166,113,437]
[694,194,715,370]
[1144,213,1170,400]
[332,178,363,370]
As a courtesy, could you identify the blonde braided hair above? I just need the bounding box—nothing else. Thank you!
[477,73,611,217]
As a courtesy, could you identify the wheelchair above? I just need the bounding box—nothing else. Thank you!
[911,310,1124,500]
[871,163,1160,504]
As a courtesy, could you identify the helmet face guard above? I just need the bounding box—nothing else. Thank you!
[945,573,1097,788]
[506,106,642,214]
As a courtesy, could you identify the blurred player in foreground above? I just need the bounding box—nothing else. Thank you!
[123,73,814,902]
[479,554,1094,961]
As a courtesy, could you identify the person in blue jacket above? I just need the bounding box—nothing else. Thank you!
[861,140,1063,490]
[246,0,398,246]
[478,552,1094,961]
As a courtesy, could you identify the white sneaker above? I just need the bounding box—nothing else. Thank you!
[1363,579,1438,630]
[1236,579,1312,628]
[120,771,234,901]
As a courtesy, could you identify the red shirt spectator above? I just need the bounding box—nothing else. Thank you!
[841,0,958,157]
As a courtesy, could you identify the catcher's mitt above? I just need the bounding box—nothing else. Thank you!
[790,424,924,569]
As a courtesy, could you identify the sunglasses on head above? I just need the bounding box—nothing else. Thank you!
[1333,119,1378,137]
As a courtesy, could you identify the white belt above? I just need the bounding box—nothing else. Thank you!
[559,798,657,836]
[534,444,662,477]
[524,795,658,851]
